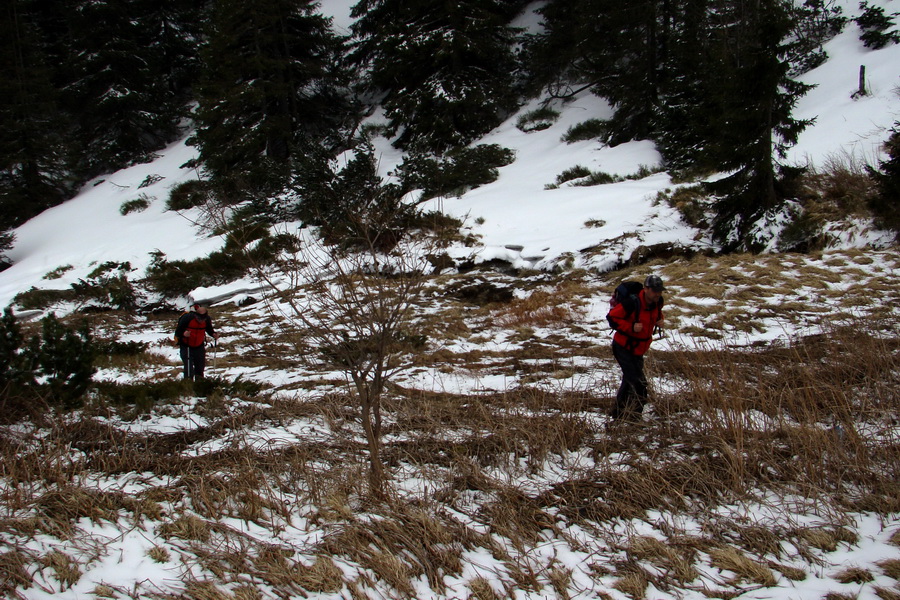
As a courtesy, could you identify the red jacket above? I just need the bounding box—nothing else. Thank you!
[608,289,663,356]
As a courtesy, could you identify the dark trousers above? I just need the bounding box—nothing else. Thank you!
[180,345,206,380]
[611,342,648,421]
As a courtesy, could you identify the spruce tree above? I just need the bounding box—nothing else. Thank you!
[61,0,198,177]
[350,0,523,153]
[0,0,73,229]
[293,144,406,249]
[528,0,671,144]
[190,0,353,200]
[868,125,900,234]
[23,314,95,408]
[700,0,814,248]
[855,1,900,49]
[0,308,27,392]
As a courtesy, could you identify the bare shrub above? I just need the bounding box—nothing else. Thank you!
[250,218,439,499]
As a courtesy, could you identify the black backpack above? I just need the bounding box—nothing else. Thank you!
[607,281,644,330]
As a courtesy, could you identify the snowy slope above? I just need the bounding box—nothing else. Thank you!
[1,0,899,310]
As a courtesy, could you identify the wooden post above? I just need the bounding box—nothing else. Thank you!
[858,65,867,97]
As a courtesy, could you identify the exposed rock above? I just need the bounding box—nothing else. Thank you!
[626,243,704,266]
[426,253,456,275]
[448,280,515,305]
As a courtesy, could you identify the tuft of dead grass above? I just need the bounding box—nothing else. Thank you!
[627,536,698,584]
[612,568,650,600]
[797,527,859,553]
[468,576,503,600]
[0,551,33,594]
[833,565,874,584]
[319,503,481,596]
[41,549,82,589]
[875,587,900,600]
[768,561,807,581]
[708,547,776,586]
[877,558,900,580]
[889,530,900,547]
[158,515,212,543]
[148,546,171,563]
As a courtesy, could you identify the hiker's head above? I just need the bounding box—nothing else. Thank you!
[644,274,665,302]
[192,303,208,315]
[644,275,665,292]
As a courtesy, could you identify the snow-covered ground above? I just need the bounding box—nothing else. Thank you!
[0,2,898,599]
[3,0,899,311]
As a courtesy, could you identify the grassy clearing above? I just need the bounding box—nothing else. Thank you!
[1,248,898,599]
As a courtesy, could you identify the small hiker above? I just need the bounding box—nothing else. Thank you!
[174,303,218,381]
[606,274,666,424]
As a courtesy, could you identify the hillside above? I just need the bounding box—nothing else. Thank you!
[0,1,899,599]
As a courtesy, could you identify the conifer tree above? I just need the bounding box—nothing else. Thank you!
[854,1,900,49]
[0,308,26,392]
[0,0,73,229]
[350,0,523,153]
[23,314,95,408]
[61,0,199,177]
[868,125,900,234]
[701,0,814,247]
[190,0,353,199]
[529,0,669,144]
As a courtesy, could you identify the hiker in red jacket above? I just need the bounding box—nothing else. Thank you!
[174,303,218,380]
[606,275,666,424]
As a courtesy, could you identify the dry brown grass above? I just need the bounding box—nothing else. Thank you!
[802,151,878,218]
[41,549,82,589]
[768,561,807,581]
[612,567,650,599]
[889,529,900,547]
[627,535,699,583]
[878,558,900,580]
[833,565,874,584]
[319,502,483,596]
[468,576,503,600]
[875,587,900,600]
[1,249,899,600]
[0,551,33,594]
[708,547,776,586]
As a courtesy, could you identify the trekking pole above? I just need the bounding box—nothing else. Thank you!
[212,337,218,376]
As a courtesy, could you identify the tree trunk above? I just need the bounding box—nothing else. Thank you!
[359,387,386,499]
